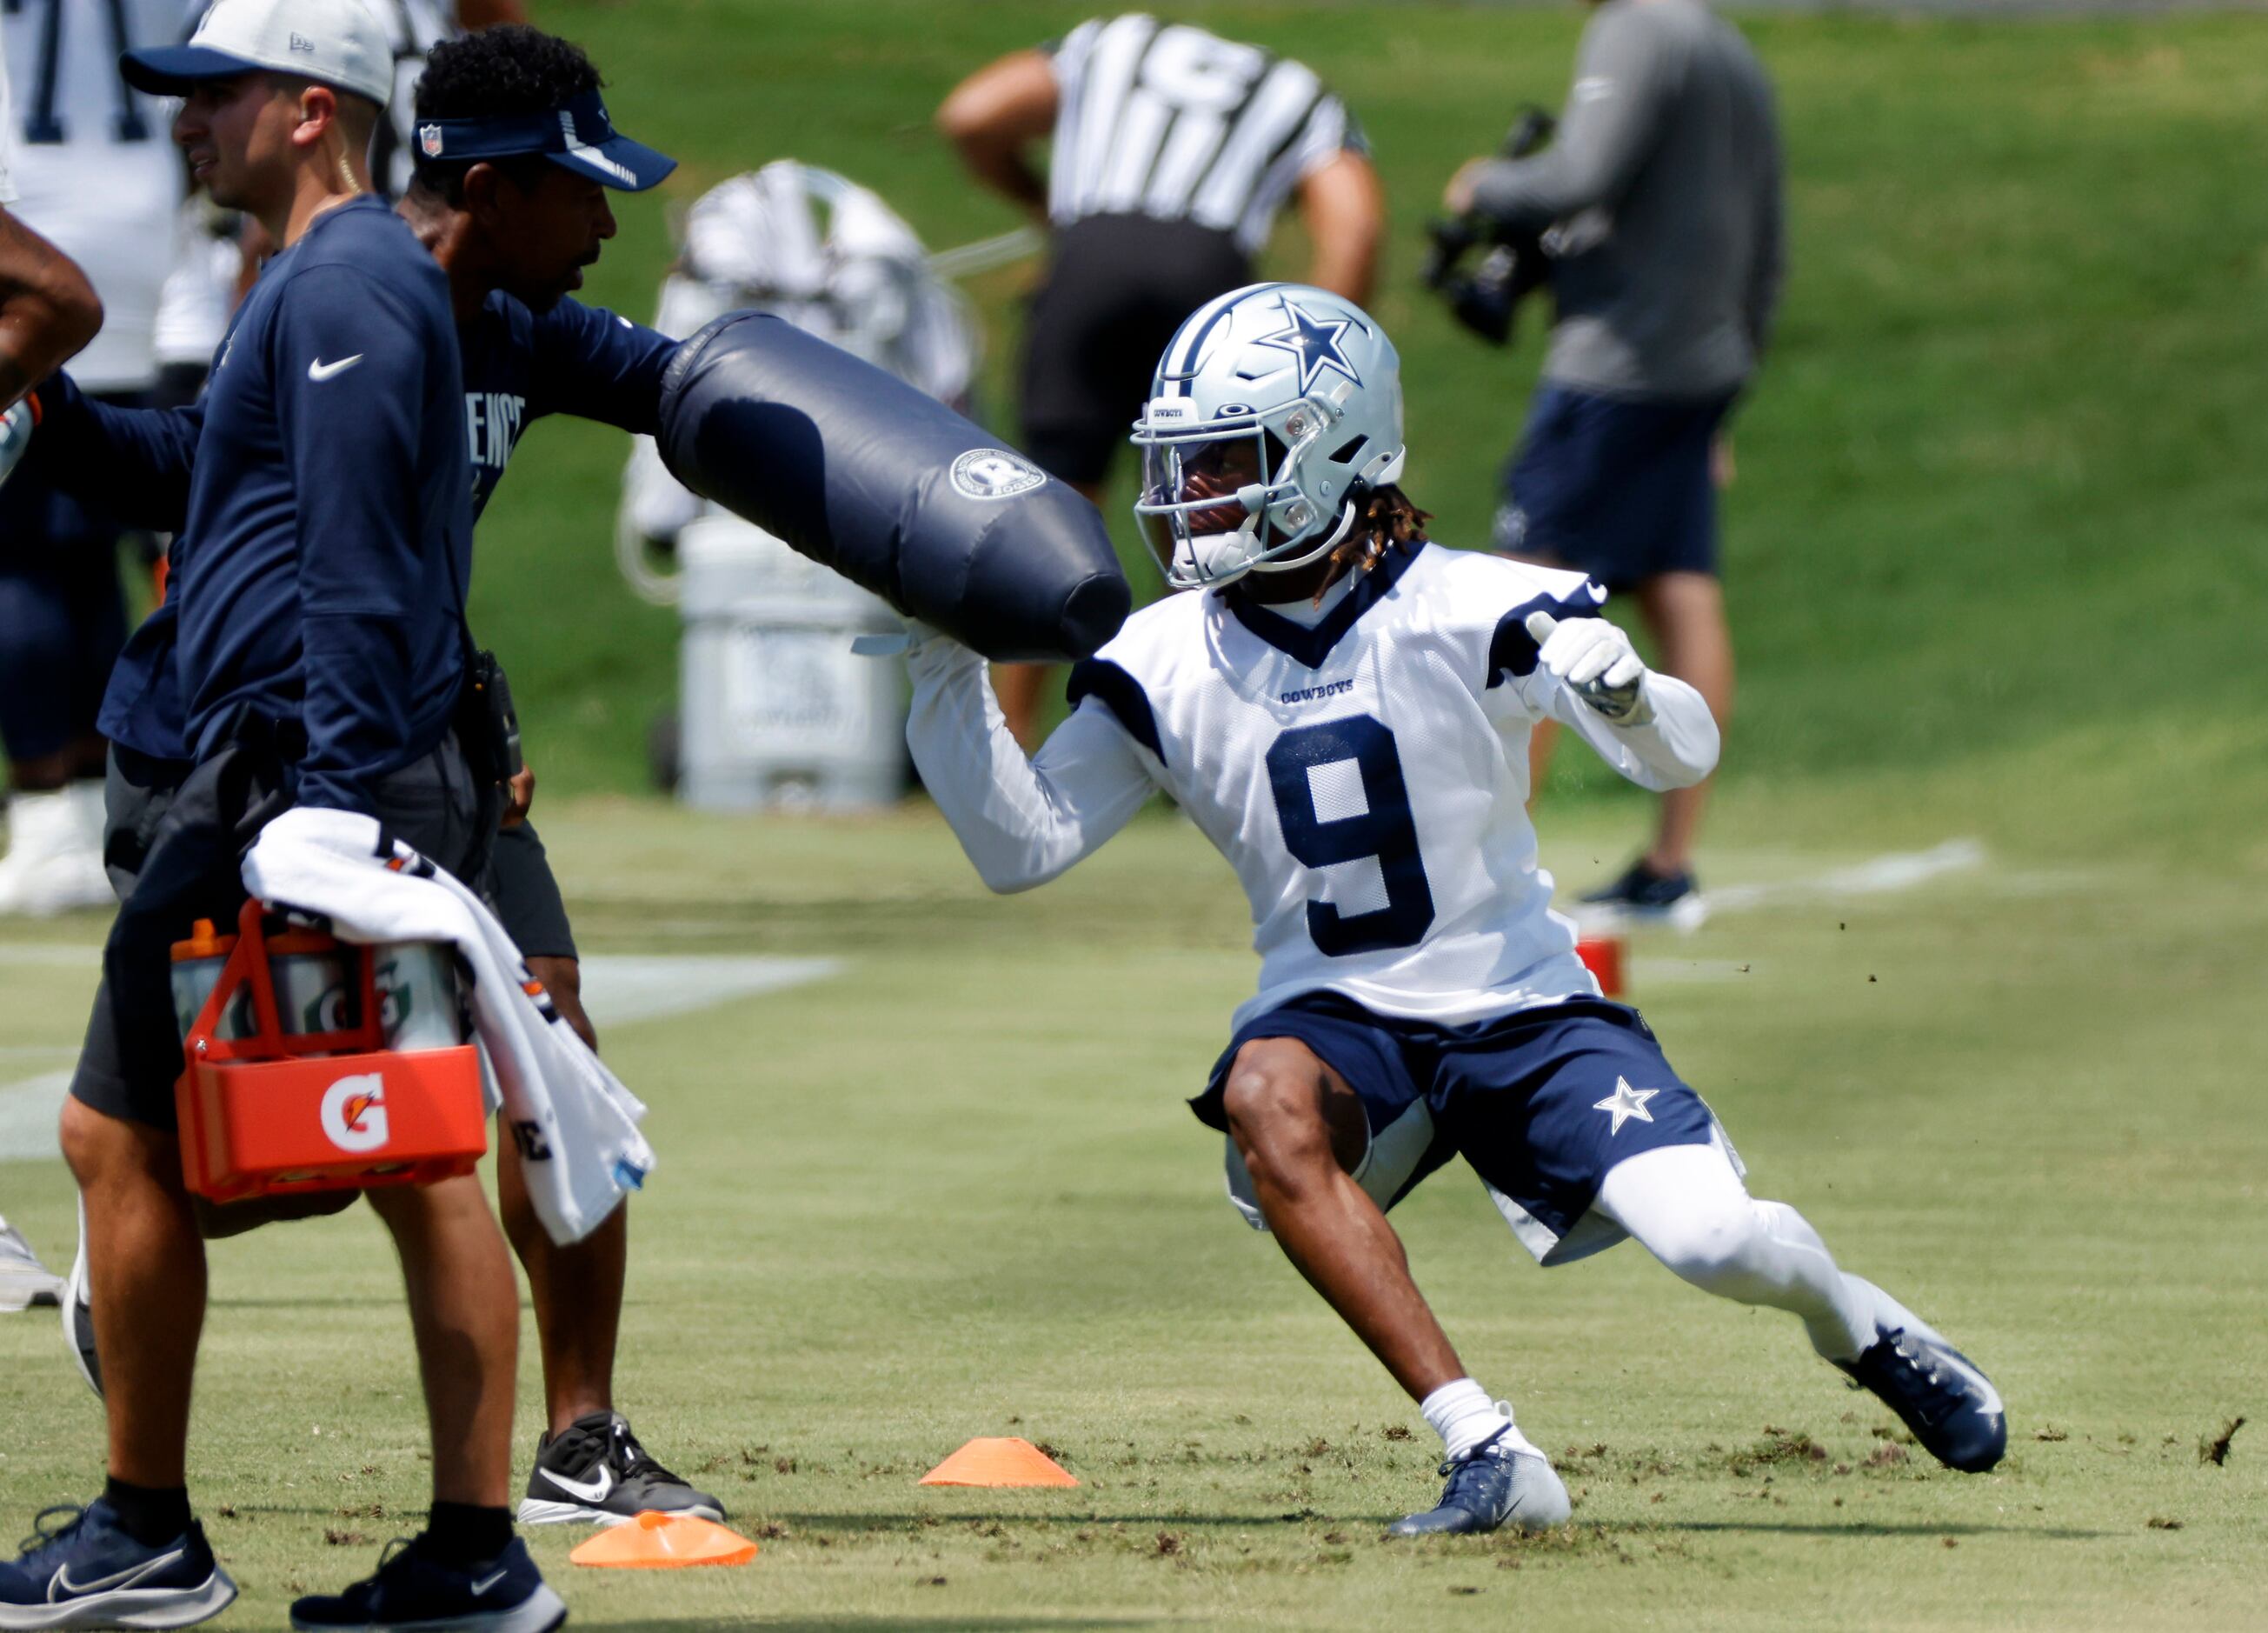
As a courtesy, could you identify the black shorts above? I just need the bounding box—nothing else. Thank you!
[1493,383,1736,593]
[1020,214,1254,486]
[488,820,577,962]
[72,737,490,1131]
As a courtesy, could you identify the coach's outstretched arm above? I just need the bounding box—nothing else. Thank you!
[1521,612,1719,791]
[904,628,1155,892]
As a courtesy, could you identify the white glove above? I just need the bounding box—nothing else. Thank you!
[0,398,35,490]
[1524,610,1653,724]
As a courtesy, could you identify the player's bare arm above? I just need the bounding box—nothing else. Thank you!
[935,49,1055,218]
[1294,150,1385,306]
[0,210,101,408]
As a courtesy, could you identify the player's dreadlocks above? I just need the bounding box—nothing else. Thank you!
[408,25,606,205]
[1315,483,1430,603]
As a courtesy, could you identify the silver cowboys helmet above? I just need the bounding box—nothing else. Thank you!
[1131,283,1406,591]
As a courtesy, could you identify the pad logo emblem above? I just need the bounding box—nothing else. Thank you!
[950,448,1046,502]
[419,123,444,158]
[320,1073,389,1154]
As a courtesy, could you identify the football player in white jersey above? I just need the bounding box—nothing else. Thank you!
[0,28,101,436]
[903,283,2006,1534]
[0,11,105,1310]
[0,0,196,918]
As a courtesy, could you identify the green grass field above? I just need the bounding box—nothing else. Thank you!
[6,3,2268,1628]
[3,803,2265,1629]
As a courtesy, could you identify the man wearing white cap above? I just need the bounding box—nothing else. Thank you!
[0,3,564,1630]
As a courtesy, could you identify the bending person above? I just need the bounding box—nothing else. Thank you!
[901,283,2005,1536]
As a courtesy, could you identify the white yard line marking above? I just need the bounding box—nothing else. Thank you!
[576,955,842,1029]
[1702,838,1988,912]
[1568,837,1990,935]
[0,1071,71,1163]
[0,944,101,967]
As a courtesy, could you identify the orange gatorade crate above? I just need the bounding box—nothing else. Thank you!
[172,898,487,1203]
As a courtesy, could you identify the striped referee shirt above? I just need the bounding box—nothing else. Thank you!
[1045,14,1365,257]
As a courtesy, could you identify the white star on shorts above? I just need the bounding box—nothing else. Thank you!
[1593,1076,1659,1135]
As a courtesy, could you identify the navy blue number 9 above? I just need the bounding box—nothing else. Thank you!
[1266,717,1435,956]
[9,0,153,144]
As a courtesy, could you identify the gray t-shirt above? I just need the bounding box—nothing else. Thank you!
[1471,0,1782,401]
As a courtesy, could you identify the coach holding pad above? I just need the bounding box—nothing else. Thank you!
[0,2,567,1630]
[23,22,727,1534]
[1446,0,1782,918]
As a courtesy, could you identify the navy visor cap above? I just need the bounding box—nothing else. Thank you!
[410,91,675,191]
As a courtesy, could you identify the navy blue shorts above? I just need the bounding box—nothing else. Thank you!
[1194,993,1726,1264]
[1493,383,1734,594]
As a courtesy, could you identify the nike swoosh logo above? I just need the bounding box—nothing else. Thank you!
[542,1464,614,1503]
[469,1569,511,1596]
[308,354,364,382]
[53,1548,183,1600]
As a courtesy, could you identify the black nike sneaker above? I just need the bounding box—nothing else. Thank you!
[290,1535,562,1633]
[1580,858,1705,926]
[517,1411,725,1526]
[1836,1323,2007,1473]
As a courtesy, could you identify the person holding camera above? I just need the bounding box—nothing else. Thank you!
[1444,0,1782,918]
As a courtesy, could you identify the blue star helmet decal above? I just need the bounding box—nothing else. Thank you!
[1252,297,1360,396]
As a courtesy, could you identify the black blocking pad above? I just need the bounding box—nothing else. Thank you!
[655,313,1130,662]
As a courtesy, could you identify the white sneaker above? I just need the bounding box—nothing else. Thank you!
[0,785,115,916]
[0,1215,65,1311]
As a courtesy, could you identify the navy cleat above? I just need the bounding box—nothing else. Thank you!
[1387,1427,1571,1537]
[518,1411,723,1527]
[1836,1323,2006,1473]
[289,1536,564,1633]
[0,1500,236,1630]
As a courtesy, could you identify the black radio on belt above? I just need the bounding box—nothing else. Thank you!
[1421,106,1559,347]
[465,650,523,784]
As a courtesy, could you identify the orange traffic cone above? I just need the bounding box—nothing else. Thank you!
[919,1436,1078,1488]
[1575,934,1626,996]
[569,1511,758,1569]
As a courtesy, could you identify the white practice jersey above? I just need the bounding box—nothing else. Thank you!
[0,29,14,203]
[3,0,195,390]
[908,543,1720,1030]
[1046,14,1364,257]
[367,0,456,199]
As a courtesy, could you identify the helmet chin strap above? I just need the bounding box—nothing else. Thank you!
[1253,497,1360,575]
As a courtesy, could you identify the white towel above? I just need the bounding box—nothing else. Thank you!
[242,806,653,1245]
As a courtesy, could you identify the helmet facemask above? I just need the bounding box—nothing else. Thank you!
[1132,396,1356,591]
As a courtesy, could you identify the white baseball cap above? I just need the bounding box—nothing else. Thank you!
[121,0,395,108]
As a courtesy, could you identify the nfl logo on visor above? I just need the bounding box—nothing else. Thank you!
[419,123,444,158]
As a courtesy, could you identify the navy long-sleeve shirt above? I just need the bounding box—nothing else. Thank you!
[33,273,679,773]
[137,197,475,813]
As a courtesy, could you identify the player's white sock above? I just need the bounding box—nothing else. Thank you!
[1420,1378,1540,1462]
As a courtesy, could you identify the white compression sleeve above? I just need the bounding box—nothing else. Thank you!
[903,632,1159,892]
[1533,668,1720,792]
[1593,1143,1873,1362]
